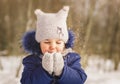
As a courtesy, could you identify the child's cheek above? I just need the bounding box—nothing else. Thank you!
[58,48,64,53]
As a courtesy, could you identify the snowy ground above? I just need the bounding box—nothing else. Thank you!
[0,56,120,84]
[85,56,120,84]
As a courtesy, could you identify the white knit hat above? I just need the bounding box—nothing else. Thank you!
[34,6,69,43]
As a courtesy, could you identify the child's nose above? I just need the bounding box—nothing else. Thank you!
[50,42,56,50]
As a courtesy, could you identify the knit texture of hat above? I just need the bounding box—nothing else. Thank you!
[34,6,69,43]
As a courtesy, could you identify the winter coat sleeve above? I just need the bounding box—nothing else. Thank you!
[20,55,53,84]
[58,53,87,84]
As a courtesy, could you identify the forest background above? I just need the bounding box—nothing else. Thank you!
[0,0,120,72]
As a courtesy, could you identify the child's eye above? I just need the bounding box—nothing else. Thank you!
[44,41,50,44]
[56,41,62,44]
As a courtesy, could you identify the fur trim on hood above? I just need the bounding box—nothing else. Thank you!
[22,30,75,55]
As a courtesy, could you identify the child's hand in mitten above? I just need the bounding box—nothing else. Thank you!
[53,53,64,76]
[42,52,53,75]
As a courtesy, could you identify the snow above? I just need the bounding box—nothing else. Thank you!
[85,56,120,84]
[0,56,22,84]
[0,56,120,84]
[85,69,120,84]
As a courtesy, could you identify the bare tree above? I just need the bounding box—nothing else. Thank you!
[0,59,3,70]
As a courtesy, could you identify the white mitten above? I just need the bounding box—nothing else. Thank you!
[42,52,53,75]
[53,53,64,76]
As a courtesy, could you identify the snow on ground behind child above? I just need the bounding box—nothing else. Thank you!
[85,56,120,84]
[0,55,120,84]
[0,56,22,84]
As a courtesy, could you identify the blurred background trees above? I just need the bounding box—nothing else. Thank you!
[0,0,120,70]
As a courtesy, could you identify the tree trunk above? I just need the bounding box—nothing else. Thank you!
[0,59,3,70]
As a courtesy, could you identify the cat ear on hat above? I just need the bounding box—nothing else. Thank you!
[57,6,69,18]
[58,6,69,13]
[34,9,44,17]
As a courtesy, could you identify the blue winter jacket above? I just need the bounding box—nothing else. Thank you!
[20,30,87,84]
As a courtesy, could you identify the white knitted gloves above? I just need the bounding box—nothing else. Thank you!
[42,52,54,75]
[53,53,64,76]
[42,52,64,76]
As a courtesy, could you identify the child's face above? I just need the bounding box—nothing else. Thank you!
[40,39,65,54]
